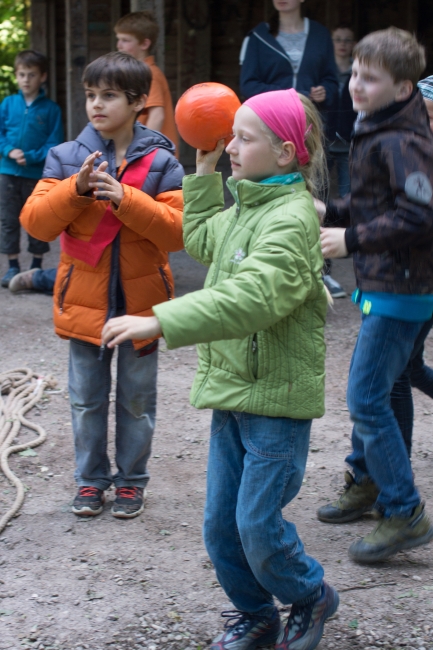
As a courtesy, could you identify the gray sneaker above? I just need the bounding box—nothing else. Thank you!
[317,471,379,523]
[9,268,39,292]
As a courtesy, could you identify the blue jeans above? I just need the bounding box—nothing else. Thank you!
[32,267,57,294]
[346,315,423,517]
[391,316,433,457]
[203,410,324,617]
[69,338,158,490]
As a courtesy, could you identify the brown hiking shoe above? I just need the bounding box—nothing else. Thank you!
[349,503,433,563]
[317,471,379,523]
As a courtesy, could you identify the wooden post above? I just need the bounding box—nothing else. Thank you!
[130,0,165,70]
[111,0,122,50]
[65,0,88,140]
[30,0,48,54]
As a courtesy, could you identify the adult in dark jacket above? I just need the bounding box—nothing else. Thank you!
[327,25,357,198]
[240,0,338,110]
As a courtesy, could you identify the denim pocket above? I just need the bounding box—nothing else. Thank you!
[210,410,230,437]
[244,413,299,459]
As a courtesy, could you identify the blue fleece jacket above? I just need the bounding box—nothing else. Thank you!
[0,89,63,179]
[240,21,338,110]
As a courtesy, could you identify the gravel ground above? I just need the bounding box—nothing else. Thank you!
[0,236,432,650]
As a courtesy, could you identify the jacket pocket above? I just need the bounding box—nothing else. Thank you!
[58,264,74,314]
[248,333,258,381]
[158,266,172,300]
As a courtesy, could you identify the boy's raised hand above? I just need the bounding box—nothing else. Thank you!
[77,151,106,195]
[88,170,124,206]
[101,315,162,348]
[320,227,348,258]
[196,139,226,176]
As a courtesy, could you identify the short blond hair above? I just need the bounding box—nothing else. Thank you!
[115,11,159,52]
[353,27,426,86]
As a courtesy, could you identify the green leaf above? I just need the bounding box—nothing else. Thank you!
[0,609,13,616]
[18,448,37,457]
[159,529,171,536]
[348,619,358,629]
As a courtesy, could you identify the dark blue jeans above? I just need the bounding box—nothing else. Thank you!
[203,410,324,617]
[0,174,49,255]
[32,267,57,294]
[391,316,433,457]
[69,338,157,490]
[346,315,423,518]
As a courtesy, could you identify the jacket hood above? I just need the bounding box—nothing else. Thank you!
[248,22,289,60]
[354,91,431,140]
[75,122,176,162]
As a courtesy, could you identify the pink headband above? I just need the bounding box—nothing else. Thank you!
[243,89,310,166]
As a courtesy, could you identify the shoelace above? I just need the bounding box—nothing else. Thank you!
[286,601,314,635]
[221,610,255,634]
[116,487,140,499]
[79,486,100,497]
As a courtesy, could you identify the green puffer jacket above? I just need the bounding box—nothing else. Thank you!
[153,173,327,419]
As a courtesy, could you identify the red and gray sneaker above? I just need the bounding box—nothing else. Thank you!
[276,582,339,650]
[210,607,281,650]
[111,486,145,518]
[72,486,105,516]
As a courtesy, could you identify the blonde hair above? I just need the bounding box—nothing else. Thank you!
[260,93,328,199]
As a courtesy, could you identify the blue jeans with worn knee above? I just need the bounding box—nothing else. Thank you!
[69,338,157,490]
[203,410,324,617]
[346,315,423,518]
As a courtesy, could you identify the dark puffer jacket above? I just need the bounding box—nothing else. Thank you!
[326,91,433,294]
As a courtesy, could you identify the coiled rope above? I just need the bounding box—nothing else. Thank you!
[0,368,56,534]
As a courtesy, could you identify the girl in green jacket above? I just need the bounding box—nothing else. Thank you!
[102,89,338,650]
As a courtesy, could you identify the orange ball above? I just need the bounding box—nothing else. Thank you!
[175,82,241,151]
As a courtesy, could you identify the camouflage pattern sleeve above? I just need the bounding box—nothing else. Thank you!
[350,134,433,254]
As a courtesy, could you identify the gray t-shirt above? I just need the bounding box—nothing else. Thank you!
[276,18,310,83]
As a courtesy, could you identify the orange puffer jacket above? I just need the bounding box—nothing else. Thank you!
[20,123,184,350]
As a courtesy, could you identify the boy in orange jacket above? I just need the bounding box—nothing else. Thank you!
[115,10,179,156]
[20,52,184,518]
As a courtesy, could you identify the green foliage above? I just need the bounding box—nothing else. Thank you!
[0,1,30,101]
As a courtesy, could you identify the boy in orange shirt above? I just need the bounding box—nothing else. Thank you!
[115,11,179,156]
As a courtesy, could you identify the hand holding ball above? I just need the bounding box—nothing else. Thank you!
[175,83,241,151]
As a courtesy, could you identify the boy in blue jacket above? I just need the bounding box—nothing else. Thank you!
[0,50,63,287]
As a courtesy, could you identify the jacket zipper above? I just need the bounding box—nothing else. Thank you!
[158,266,172,300]
[58,264,74,314]
[251,334,258,380]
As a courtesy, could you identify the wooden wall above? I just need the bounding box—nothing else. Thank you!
[30,0,433,148]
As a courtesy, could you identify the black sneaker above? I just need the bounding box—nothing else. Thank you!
[72,486,105,516]
[323,274,346,299]
[210,608,281,650]
[111,486,145,518]
[276,582,339,650]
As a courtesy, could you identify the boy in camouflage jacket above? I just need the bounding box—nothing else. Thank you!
[318,28,433,564]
